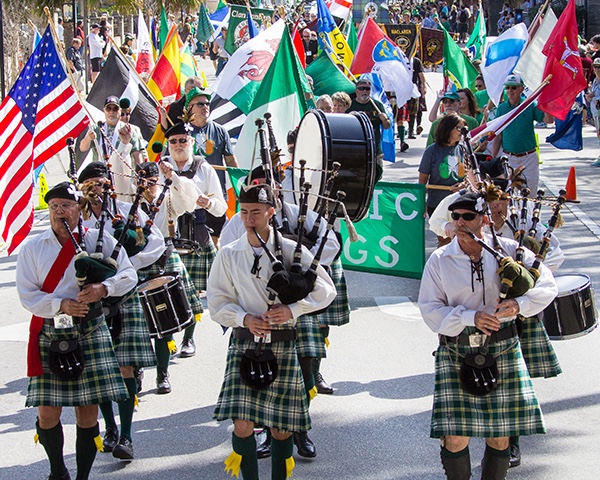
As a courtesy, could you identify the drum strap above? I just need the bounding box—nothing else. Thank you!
[28,235,78,377]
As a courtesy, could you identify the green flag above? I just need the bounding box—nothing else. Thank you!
[225,5,274,55]
[196,3,215,44]
[443,27,478,89]
[306,53,355,97]
[465,8,486,61]
[159,6,169,53]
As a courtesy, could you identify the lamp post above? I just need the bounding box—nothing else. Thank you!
[0,0,6,99]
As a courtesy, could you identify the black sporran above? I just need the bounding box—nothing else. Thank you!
[48,339,85,380]
[240,347,278,390]
[459,352,499,396]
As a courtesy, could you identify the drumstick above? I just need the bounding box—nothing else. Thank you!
[426,184,455,191]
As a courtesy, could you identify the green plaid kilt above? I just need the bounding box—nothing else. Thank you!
[431,323,545,439]
[213,334,311,433]
[139,251,203,316]
[111,292,156,368]
[26,316,129,407]
[296,315,325,358]
[318,259,350,327]
[519,316,562,379]
[179,241,218,293]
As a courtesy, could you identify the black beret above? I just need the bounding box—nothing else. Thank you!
[45,181,81,203]
[246,165,281,185]
[477,155,505,179]
[448,192,486,213]
[239,183,275,206]
[137,161,159,178]
[165,122,192,138]
[78,161,108,183]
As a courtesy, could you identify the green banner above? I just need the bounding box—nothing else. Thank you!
[339,182,426,279]
[225,5,274,55]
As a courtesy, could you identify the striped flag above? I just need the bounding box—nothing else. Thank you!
[136,10,155,74]
[0,27,89,254]
[180,43,199,95]
[147,29,182,103]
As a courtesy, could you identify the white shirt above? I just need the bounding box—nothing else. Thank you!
[88,31,105,59]
[207,229,337,329]
[418,234,557,337]
[16,227,137,318]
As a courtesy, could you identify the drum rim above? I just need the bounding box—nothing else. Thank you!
[548,322,598,341]
[553,273,591,297]
[138,273,178,293]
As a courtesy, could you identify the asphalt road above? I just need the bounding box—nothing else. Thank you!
[1,63,600,479]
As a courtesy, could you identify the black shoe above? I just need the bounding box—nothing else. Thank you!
[508,444,521,468]
[400,142,409,152]
[134,368,144,393]
[315,373,335,395]
[112,437,134,460]
[156,369,171,394]
[255,428,271,459]
[102,427,119,453]
[47,471,71,480]
[408,134,417,139]
[293,431,316,458]
[179,338,196,358]
[416,126,423,135]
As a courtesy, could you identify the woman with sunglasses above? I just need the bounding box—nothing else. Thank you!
[419,112,467,246]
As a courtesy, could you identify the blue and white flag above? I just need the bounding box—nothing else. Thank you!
[480,23,528,106]
[546,93,583,151]
[209,5,230,41]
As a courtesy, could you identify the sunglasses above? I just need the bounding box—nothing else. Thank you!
[190,101,210,108]
[442,98,457,104]
[105,105,119,112]
[357,86,371,91]
[451,211,478,221]
[120,111,131,117]
[168,137,188,145]
[505,85,520,90]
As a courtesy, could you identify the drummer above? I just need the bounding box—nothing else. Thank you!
[78,162,159,461]
[136,159,204,395]
[160,121,227,358]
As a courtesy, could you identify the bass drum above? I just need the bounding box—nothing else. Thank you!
[293,111,376,222]
[542,274,598,340]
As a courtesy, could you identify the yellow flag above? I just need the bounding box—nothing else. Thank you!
[37,174,48,210]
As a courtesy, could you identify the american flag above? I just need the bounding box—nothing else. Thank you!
[0,27,88,254]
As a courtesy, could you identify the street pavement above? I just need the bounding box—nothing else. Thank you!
[1,61,600,479]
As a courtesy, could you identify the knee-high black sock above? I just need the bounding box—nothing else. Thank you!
[75,423,100,480]
[117,377,137,442]
[440,446,471,480]
[271,436,294,480]
[408,114,416,134]
[481,444,510,480]
[37,420,68,477]
[154,336,172,371]
[227,432,258,480]
[298,356,315,401]
[98,402,117,430]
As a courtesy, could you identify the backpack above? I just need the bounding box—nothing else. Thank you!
[459,9,468,23]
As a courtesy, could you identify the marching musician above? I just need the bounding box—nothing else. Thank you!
[16,182,137,480]
[78,162,159,461]
[135,158,204,393]
[161,121,227,357]
[417,191,557,480]
[207,183,336,480]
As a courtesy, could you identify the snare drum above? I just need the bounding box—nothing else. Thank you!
[137,273,194,339]
[542,274,598,340]
[293,111,377,222]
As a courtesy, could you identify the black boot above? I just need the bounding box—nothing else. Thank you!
[293,431,316,458]
[508,436,521,468]
[441,446,471,480]
[156,368,171,394]
[480,444,510,480]
[312,358,334,395]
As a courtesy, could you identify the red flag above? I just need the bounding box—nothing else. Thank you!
[292,25,306,69]
[537,0,587,120]
[0,27,89,254]
[350,17,402,74]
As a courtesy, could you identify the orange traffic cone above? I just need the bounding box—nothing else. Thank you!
[565,166,577,201]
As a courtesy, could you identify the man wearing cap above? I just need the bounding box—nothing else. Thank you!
[78,162,159,460]
[418,190,557,480]
[491,74,553,192]
[185,86,238,245]
[347,78,392,176]
[88,23,105,83]
[208,183,336,480]
[213,25,230,76]
[16,182,137,480]
[158,121,226,357]
[427,89,479,147]
[159,76,205,133]
[66,37,85,92]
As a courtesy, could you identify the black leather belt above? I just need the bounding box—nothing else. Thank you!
[44,305,104,326]
[233,328,296,342]
[505,149,536,157]
[439,323,518,347]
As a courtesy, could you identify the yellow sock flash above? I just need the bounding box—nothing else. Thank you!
[309,385,318,401]
[134,394,139,407]
[167,339,177,353]
[286,456,295,478]
[195,313,202,322]
[33,433,39,444]
[224,451,242,478]
[94,435,104,452]
[324,337,330,348]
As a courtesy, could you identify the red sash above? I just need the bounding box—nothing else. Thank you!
[27,234,78,377]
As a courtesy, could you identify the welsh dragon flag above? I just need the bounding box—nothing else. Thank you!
[233,25,311,169]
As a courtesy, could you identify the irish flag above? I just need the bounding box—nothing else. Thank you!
[136,10,155,74]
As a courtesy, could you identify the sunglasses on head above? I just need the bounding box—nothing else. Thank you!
[168,137,188,145]
[451,211,478,221]
[357,86,371,91]
[105,105,119,112]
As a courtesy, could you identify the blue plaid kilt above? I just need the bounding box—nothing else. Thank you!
[111,292,156,368]
[519,316,562,379]
[139,251,203,316]
[296,314,325,358]
[26,316,129,407]
[431,323,545,439]
[179,241,218,293]
[318,259,350,327]
[214,334,311,433]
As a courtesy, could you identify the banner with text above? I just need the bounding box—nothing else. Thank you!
[383,23,418,57]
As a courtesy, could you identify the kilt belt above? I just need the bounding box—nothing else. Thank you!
[43,304,103,325]
[234,328,296,342]
[439,323,518,347]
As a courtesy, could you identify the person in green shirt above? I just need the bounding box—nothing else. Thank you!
[427,90,479,146]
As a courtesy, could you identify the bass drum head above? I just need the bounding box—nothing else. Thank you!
[293,110,377,222]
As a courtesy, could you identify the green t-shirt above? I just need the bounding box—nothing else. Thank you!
[349,98,387,155]
[474,89,490,110]
[495,100,544,154]
[426,113,479,147]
